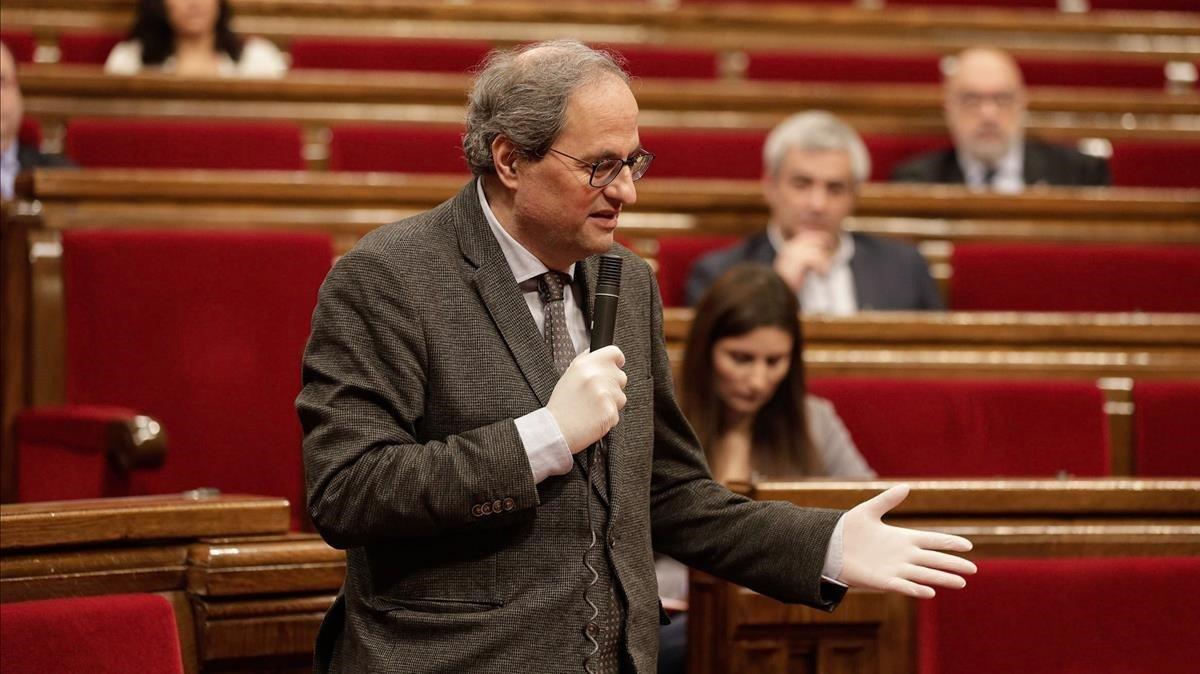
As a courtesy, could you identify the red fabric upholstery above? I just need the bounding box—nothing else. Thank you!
[290,37,492,73]
[1018,57,1166,89]
[656,235,742,307]
[747,51,943,84]
[29,230,332,528]
[599,44,718,79]
[16,405,142,502]
[638,129,765,179]
[1109,140,1200,188]
[887,0,1055,6]
[807,378,1110,477]
[58,31,125,65]
[863,134,947,181]
[18,117,42,148]
[949,243,1200,312]
[65,118,306,170]
[919,557,1200,674]
[0,30,37,63]
[1133,380,1200,477]
[1089,0,1200,10]
[0,593,184,674]
[328,124,467,173]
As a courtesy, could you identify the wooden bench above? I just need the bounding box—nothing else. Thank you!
[688,478,1200,674]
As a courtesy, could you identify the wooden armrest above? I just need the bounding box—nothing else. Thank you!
[17,405,168,473]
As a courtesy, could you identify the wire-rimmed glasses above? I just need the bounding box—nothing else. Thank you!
[548,148,655,188]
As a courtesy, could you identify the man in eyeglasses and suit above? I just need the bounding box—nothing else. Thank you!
[299,40,976,674]
[891,47,1110,191]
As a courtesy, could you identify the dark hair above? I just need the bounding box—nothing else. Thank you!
[130,0,243,66]
[681,264,814,479]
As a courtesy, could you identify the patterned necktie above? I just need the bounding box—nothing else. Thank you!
[982,165,998,189]
[537,271,576,376]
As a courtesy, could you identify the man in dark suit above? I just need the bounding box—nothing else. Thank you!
[298,41,975,674]
[891,47,1109,190]
[0,42,72,200]
[686,111,943,311]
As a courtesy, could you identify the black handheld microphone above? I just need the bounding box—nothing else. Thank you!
[590,254,622,351]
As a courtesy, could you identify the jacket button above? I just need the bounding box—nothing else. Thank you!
[471,504,483,517]
[607,533,617,549]
[502,497,515,511]
[492,499,503,513]
[585,622,599,637]
[481,503,492,515]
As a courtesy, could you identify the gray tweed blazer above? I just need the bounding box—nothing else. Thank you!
[297,181,844,673]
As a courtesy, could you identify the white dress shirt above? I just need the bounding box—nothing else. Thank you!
[959,140,1025,194]
[767,226,858,315]
[1,142,19,200]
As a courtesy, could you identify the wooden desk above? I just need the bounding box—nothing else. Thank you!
[0,494,343,674]
[688,478,1200,674]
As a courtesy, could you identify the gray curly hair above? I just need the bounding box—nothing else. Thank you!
[463,40,629,176]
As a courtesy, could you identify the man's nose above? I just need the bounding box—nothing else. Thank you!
[604,165,638,205]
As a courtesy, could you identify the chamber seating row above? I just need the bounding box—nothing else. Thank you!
[16,117,1200,189]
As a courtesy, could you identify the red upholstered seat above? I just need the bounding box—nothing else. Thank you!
[599,44,718,79]
[919,557,1200,674]
[807,378,1110,477]
[16,230,331,529]
[58,31,125,65]
[290,37,492,73]
[18,117,42,148]
[0,29,37,63]
[949,243,1200,312]
[0,593,185,674]
[1018,57,1166,89]
[1109,140,1200,188]
[64,118,306,170]
[1089,0,1200,10]
[1133,381,1200,476]
[656,235,742,307]
[887,0,1056,6]
[863,134,947,181]
[746,51,943,84]
[638,129,765,179]
[328,124,467,173]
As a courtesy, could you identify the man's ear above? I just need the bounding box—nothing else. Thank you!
[491,136,521,189]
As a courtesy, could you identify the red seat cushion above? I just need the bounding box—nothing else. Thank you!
[808,378,1110,477]
[328,124,467,173]
[18,117,42,148]
[950,243,1200,312]
[49,230,331,528]
[58,31,125,65]
[864,134,948,182]
[1133,380,1200,476]
[656,235,742,307]
[65,118,306,170]
[919,557,1200,674]
[747,51,943,84]
[1018,56,1166,89]
[600,43,718,79]
[290,37,492,73]
[639,129,765,179]
[0,30,37,63]
[1109,140,1200,188]
[0,594,184,674]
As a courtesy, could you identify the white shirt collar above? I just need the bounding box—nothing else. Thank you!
[475,178,576,284]
[958,139,1025,194]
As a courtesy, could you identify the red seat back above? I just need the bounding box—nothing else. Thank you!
[58,31,125,65]
[290,37,492,73]
[747,51,943,84]
[808,378,1110,477]
[1109,140,1200,188]
[0,594,185,674]
[639,129,765,179]
[328,124,467,173]
[40,230,331,527]
[919,557,1200,674]
[950,243,1200,312]
[600,43,718,79]
[0,29,37,63]
[863,134,948,181]
[65,118,306,170]
[1133,380,1200,476]
[656,235,742,307]
[18,117,42,148]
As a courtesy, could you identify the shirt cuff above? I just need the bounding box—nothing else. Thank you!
[516,407,574,484]
[822,513,846,580]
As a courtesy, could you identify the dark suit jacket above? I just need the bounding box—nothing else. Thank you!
[297,181,844,673]
[685,230,944,310]
[17,142,74,171]
[890,139,1110,187]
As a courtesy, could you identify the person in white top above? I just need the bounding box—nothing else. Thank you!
[105,0,286,78]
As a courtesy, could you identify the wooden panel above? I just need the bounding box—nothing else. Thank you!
[188,534,345,597]
[0,494,290,550]
[0,203,36,504]
[0,544,189,602]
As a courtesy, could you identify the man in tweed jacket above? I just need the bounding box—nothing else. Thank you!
[298,40,975,673]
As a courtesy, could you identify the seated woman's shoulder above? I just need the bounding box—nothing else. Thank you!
[238,37,288,78]
[104,40,144,75]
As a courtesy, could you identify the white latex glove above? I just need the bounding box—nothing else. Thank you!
[838,484,977,598]
[773,230,836,292]
[546,345,628,454]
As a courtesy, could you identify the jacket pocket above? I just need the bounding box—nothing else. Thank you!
[377,596,504,615]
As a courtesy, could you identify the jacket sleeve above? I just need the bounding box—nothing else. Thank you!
[297,243,539,549]
[643,264,844,609]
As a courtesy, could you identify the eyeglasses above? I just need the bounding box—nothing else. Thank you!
[951,90,1021,111]
[547,148,655,188]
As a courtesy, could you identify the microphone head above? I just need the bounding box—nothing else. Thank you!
[596,254,623,293]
